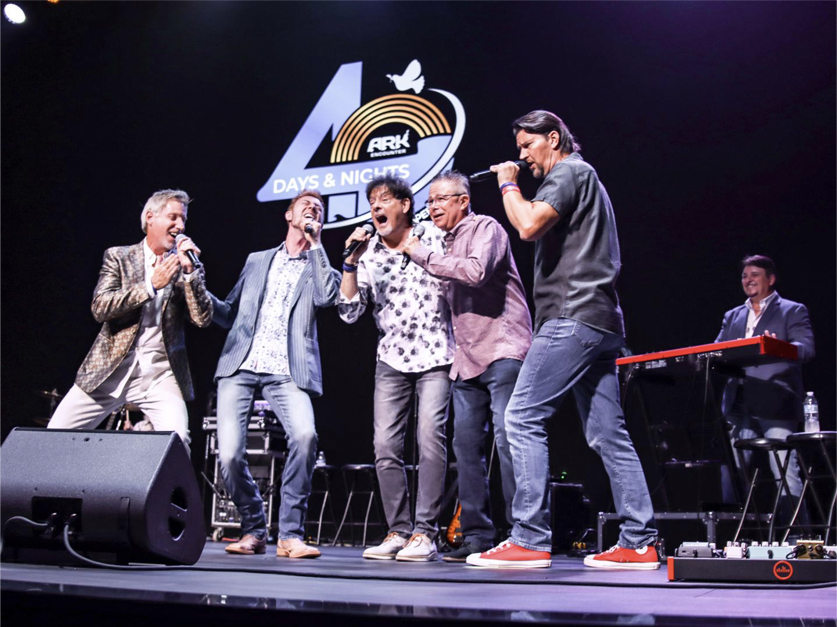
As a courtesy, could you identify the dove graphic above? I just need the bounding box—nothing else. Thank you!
[386,59,425,94]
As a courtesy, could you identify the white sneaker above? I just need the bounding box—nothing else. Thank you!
[395,533,437,562]
[362,532,408,560]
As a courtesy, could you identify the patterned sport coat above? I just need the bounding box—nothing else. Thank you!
[74,241,213,401]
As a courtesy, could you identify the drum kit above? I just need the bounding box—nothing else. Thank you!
[32,389,152,431]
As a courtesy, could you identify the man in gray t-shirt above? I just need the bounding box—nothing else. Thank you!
[466,110,658,571]
[530,152,624,336]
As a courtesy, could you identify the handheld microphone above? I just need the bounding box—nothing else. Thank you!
[401,223,426,270]
[342,223,375,259]
[469,160,528,183]
[174,234,201,267]
[304,223,315,235]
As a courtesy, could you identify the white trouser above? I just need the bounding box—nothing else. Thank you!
[48,363,190,449]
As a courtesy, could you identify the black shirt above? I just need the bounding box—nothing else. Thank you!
[531,152,624,336]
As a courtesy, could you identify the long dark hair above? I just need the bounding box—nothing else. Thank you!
[513,110,580,154]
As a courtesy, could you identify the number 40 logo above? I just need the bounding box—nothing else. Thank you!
[257,60,466,230]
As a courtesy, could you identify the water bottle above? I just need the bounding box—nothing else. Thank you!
[803,392,820,433]
[315,451,327,467]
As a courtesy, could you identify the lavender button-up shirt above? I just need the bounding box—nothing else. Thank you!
[410,213,532,380]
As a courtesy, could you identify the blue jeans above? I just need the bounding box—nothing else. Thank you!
[216,371,317,540]
[373,361,451,540]
[506,318,657,552]
[452,358,520,547]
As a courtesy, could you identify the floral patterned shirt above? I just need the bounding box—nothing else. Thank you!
[240,246,308,375]
[338,224,455,373]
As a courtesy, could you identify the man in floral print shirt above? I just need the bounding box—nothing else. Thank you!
[339,174,454,562]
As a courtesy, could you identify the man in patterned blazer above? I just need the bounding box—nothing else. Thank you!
[48,189,212,447]
[211,189,340,559]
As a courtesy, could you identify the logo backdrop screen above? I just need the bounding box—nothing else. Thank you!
[257,60,465,228]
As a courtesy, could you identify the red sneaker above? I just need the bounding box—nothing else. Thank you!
[583,544,660,570]
[465,540,551,569]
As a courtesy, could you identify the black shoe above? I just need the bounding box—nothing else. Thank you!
[442,542,490,563]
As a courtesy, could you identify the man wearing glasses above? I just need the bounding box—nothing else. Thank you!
[339,174,454,562]
[403,171,532,561]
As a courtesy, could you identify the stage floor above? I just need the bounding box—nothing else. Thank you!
[2,542,835,626]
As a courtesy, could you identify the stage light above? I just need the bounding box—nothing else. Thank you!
[3,3,26,24]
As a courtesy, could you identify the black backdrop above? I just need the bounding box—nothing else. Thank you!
[2,2,834,514]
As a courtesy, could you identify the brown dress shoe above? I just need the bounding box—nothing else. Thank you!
[225,534,267,555]
[277,538,321,559]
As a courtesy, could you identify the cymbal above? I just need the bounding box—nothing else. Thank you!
[123,403,142,413]
[35,389,64,400]
[32,417,51,426]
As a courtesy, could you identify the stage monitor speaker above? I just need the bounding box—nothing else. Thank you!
[1,428,205,565]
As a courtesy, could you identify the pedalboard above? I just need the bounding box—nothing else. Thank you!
[668,539,837,583]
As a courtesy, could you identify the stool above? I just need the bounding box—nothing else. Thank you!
[332,464,387,547]
[786,431,837,544]
[732,438,795,543]
[304,464,338,545]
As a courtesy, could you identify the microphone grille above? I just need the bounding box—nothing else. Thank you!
[362,223,375,235]
[413,224,426,238]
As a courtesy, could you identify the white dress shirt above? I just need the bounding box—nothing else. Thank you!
[744,291,778,338]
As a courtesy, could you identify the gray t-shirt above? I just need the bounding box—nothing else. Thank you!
[531,152,624,336]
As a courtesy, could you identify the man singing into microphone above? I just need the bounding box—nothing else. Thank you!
[48,189,212,448]
[467,111,659,569]
[402,170,532,561]
[209,190,340,558]
[339,174,454,562]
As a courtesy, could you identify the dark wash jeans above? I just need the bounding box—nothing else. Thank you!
[452,358,521,547]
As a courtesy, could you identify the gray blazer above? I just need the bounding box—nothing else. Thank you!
[210,245,340,396]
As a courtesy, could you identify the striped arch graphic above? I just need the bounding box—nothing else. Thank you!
[330,94,451,164]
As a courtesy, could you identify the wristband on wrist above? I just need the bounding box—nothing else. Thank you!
[501,185,521,196]
[342,263,358,273]
[499,182,519,192]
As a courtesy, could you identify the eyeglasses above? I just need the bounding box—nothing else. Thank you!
[424,193,465,209]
